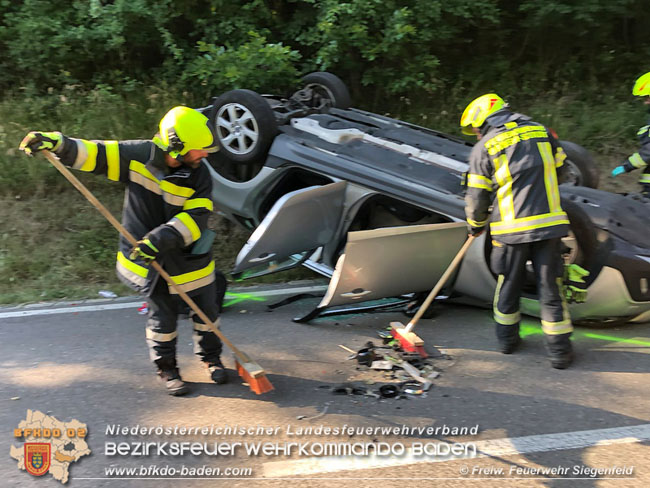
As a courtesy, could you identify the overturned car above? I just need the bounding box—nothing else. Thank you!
[199,72,650,325]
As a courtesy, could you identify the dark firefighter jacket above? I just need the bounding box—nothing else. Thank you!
[465,110,569,244]
[621,124,650,183]
[55,136,215,296]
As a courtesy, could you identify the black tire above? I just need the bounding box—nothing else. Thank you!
[495,197,599,296]
[210,89,278,164]
[559,140,600,189]
[560,198,599,271]
[302,72,351,109]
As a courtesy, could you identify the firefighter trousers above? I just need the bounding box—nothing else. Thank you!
[491,237,573,339]
[145,273,226,372]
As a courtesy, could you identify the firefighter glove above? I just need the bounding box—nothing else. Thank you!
[468,225,485,237]
[19,131,64,156]
[129,238,159,264]
[563,264,590,303]
[611,165,626,177]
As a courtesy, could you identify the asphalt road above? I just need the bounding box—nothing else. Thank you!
[1,283,649,487]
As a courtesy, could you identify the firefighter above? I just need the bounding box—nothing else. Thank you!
[611,71,650,195]
[461,94,574,369]
[20,107,229,395]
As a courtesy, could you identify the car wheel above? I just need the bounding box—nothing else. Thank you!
[210,89,278,164]
[558,140,600,189]
[560,198,599,269]
[302,72,352,109]
[493,198,600,296]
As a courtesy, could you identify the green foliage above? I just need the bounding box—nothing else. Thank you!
[1,0,648,102]
[293,0,499,97]
[184,32,302,99]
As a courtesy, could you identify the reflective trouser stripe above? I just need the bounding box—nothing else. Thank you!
[542,278,574,335]
[541,320,573,335]
[192,318,220,331]
[493,275,521,325]
[145,329,178,342]
[639,172,650,184]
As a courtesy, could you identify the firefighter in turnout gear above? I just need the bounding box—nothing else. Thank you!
[611,71,650,195]
[20,106,229,394]
[461,94,574,369]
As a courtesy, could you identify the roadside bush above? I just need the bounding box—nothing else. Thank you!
[183,32,302,100]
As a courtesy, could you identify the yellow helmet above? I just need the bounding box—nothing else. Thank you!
[632,72,650,96]
[153,106,218,158]
[460,93,507,135]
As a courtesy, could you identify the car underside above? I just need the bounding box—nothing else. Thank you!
[202,73,650,325]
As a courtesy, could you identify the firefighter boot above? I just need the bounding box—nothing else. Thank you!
[157,368,190,396]
[545,333,573,369]
[206,359,228,384]
[495,323,521,354]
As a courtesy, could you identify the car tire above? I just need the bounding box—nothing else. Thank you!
[560,197,599,271]
[210,89,278,164]
[559,140,600,189]
[495,198,599,296]
[302,72,352,109]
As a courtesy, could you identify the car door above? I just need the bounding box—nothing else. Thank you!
[232,181,347,279]
[317,221,468,308]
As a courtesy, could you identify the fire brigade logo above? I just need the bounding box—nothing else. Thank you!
[10,410,91,484]
[25,443,51,476]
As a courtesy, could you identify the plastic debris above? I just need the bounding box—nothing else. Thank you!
[137,303,148,315]
[98,290,117,298]
[370,360,394,370]
[379,385,400,398]
[11,397,20,401]
[302,404,330,420]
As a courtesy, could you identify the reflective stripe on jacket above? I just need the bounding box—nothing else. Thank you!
[465,110,569,244]
[56,137,215,296]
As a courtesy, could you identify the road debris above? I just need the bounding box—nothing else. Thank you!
[331,330,452,401]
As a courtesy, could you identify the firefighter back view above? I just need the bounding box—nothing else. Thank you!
[611,71,650,194]
[20,106,229,395]
[461,94,574,369]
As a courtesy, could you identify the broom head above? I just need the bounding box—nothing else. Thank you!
[235,357,274,395]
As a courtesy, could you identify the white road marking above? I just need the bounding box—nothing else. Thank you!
[262,424,650,477]
[0,285,328,320]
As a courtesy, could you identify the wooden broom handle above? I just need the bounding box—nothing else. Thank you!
[403,234,476,333]
[43,151,249,362]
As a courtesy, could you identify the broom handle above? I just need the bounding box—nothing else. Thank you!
[403,234,476,333]
[43,151,250,363]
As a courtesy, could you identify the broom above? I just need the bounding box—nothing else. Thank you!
[391,235,476,357]
[43,151,273,394]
